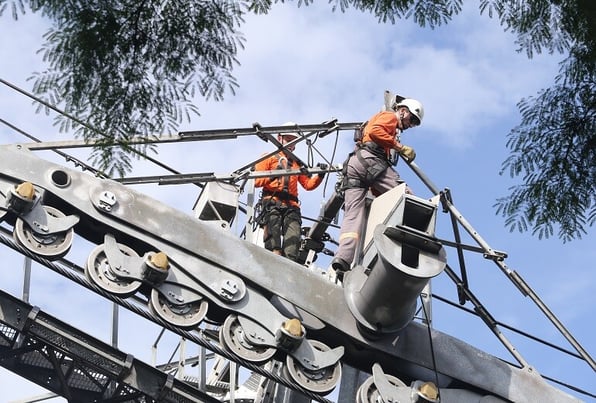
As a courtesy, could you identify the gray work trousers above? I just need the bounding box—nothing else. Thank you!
[335,149,404,266]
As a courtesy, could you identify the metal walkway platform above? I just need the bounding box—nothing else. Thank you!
[0,288,219,403]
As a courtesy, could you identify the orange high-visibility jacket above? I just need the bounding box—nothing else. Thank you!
[362,111,400,156]
[254,152,323,208]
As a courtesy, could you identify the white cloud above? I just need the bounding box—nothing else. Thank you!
[189,2,563,152]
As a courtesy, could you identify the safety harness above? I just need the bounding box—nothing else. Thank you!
[254,154,301,227]
[340,141,390,191]
[262,154,300,203]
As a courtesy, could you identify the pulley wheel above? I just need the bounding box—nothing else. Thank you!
[219,315,276,364]
[14,205,74,260]
[149,288,208,329]
[356,372,406,403]
[285,339,341,395]
[85,242,142,297]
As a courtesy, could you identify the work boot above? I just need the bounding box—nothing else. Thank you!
[331,257,350,274]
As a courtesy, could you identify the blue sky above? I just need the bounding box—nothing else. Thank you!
[0,2,594,402]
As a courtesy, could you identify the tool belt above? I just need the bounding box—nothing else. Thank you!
[360,141,387,159]
[339,142,390,191]
[261,190,299,204]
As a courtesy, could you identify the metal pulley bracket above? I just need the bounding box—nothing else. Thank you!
[154,254,246,305]
[16,196,79,235]
[371,363,412,402]
[89,183,248,304]
[289,337,344,371]
[238,315,277,347]
[155,282,207,306]
[103,234,145,280]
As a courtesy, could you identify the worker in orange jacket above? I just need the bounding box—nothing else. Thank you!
[331,96,423,279]
[254,125,325,262]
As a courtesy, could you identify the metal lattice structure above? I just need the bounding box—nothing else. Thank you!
[0,289,219,402]
[0,119,593,403]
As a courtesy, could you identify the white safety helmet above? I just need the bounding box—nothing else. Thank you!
[395,98,424,124]
[279,121,299,139]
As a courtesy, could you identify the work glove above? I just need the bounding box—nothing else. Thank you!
[399,145,416,162]
[316,163,328,178]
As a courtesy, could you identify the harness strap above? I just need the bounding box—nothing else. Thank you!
[262,190,299,203]
[275,154,294,194]
[359,141,387,159]
[339,143,390,191]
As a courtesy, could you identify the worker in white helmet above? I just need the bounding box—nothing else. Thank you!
[331,95,424,279]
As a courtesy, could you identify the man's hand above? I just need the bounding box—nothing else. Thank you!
[399,145,416,162]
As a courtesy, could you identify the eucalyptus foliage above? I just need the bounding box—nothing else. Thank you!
[1,0,594,239]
